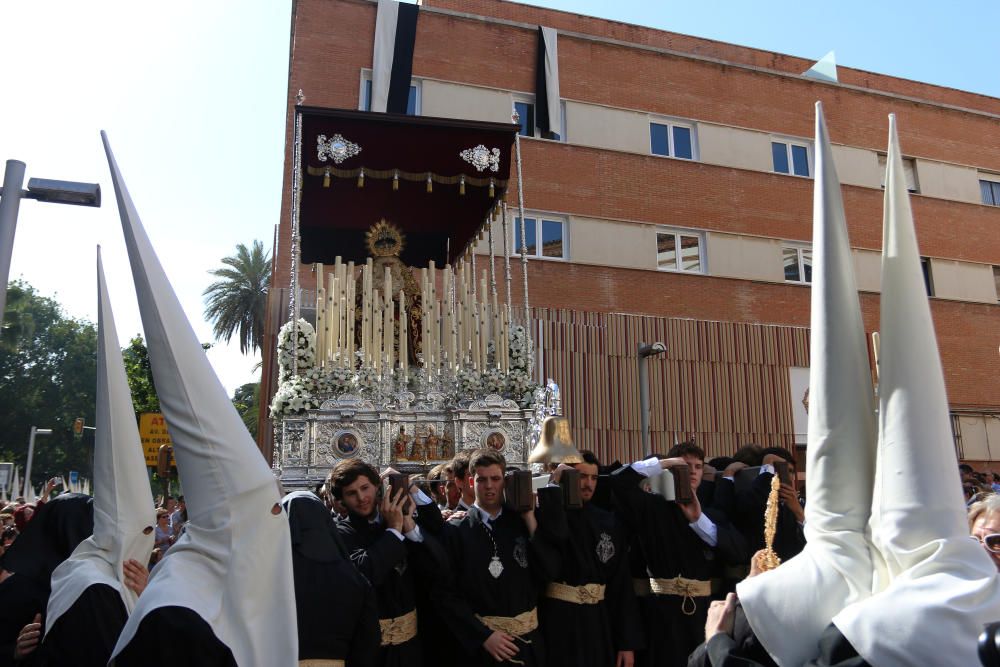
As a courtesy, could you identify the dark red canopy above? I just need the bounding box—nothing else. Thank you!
[297,106,517,266]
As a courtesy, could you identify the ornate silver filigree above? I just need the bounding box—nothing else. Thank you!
[459,144,500,172]
[317,133,361,164]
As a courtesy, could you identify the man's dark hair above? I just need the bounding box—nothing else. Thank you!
[427,463,446,481]
[959,463,974,474]
[451,449,473,480]
[667,441,705,462]
[576,450,601,467]
[328,459,380,500]
[760,446,794,465]
[733,444,764,466]
[470,448,506,475]
[708,456,733,470]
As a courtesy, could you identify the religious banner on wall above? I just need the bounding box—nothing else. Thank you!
[139,412,175,468]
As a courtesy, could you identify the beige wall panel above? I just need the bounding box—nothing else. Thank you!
[421,80,512,123]
[959,416,991,460]
[832,145,881,189]
[930,259,997,303]
[852,249,882,293]
[914,159,981,204]
[698,124,773,172]
[706,233,785,282]
[564,102,650,154]
[570,216,653,269]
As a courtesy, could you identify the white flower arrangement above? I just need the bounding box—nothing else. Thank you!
[276,318,316,382]
[317,365,355,396]
[481,365,507,395]
[270,375,320,418]
[354,365,380,395]
[508,325,533,373]
[505,368,536,406]
[456,366,483,398]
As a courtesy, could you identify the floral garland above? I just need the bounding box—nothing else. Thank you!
[270,375,321,418]
[276,318,316,383]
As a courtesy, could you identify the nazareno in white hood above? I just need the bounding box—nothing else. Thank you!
[46,247,156,633]
[101,132,298,667]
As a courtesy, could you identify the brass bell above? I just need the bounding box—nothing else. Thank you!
[528,416,583,464]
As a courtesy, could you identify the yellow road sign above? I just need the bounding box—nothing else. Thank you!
[139,413,175,468]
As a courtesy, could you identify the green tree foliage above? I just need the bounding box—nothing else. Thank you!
[0,282,97,484]
[122,335,159,416]
[232,381,260,439]
[203,240,271,355]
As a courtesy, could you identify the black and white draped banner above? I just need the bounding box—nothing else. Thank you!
[372,0,420,114]
[534,26,561,137]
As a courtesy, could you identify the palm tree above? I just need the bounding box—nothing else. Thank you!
[203,241,271,354]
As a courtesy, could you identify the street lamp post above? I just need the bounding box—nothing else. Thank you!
[0,159,101,322]
[638,342,667,457]
[23,426,53,499]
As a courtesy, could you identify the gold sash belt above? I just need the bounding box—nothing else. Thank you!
[379,609,417,646]
[649,576,711,616]
[545,582,606,605]
[475,607,538,637]
[299,661,345,667]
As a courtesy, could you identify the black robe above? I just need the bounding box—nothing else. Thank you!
[686,605,869,667]
[337,502,445,667]
[536,489,644,667]
[285,493,381,666]
[611,466,746,667]
[0,495,93,667]
[27,583,127,667]
[734,471,806,563]
[112,606,236,666]
[435,505,559,667]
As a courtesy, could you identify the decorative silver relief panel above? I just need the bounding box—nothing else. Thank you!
[459,144,500,172]
[317,133,361,164]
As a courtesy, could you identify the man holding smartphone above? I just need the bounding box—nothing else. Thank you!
[330,459,444,666]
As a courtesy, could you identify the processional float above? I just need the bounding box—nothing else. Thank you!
[271,95,560,488]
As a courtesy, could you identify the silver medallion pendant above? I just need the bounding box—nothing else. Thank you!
[596,533,615,564]
[488,556,504,579]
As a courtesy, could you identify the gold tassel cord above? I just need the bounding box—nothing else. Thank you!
[758,473,782,573]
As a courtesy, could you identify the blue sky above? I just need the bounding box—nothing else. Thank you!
[1,0,997,397]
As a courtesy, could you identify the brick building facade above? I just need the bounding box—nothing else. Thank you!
[262,0,1000,468]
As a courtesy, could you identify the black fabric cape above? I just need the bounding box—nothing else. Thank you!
[686,605,869,667]
[535,488,644,667]
[112,606,236,666]
[434,504,560,667]
[26,583,127,667]
[336,501,445,667]
[611,467,746,667]
[0,494,93,667]
[285,493,380,666]
[734,471,806,562]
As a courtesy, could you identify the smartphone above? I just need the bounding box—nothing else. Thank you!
[388,473,412,514]
[773,461,792,486]
[559,468,583,509]
[504,470,533,513]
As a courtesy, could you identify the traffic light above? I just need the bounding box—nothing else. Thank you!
[73,417,84,440]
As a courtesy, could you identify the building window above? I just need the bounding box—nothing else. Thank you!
[783,245,812,283]
[980,178,1000,206]
[656,230,704,273]
[360,73,420,115]
[878,154,920,192]
[513,214,566,259]
[993,266,1000,303]
[772,140,811,177]
[512,95,565,141]
[649,121,695,160]
[921,257,934,296]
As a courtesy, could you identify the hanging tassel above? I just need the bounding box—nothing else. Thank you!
[357,168,365,188]
[426,173,433,193]
[488,177,495,198]
[323,168,331,188]
[459,174,466,196]
[393,169,399,191]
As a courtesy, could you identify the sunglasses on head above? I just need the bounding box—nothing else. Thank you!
[970,533,1000,553]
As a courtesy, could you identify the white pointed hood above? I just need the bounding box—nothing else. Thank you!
[833,115,1000,666]
[101,132,297,667]
[738,103,882,666]
[46,248,156,633]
